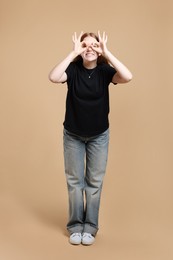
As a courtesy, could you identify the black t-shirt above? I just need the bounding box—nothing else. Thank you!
[63,61,116,137]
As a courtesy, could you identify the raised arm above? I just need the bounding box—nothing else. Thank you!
[48,51,75,83]
[49,32,86,83]
[92,31,133,84]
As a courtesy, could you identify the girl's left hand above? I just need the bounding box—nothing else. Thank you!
[91,31,108,56]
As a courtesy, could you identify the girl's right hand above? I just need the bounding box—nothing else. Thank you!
[72,31,86,56]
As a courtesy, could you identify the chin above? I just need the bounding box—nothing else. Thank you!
[84,56,97,62]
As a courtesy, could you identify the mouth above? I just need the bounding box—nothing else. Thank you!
[85,52,95,56]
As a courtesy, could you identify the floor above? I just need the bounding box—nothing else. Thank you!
[0,191,172,260]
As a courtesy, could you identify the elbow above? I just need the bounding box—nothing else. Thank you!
[48,71,66,83]
[126,72,133,82]
[114,71,133,84]
[124,72,133,83]
[48,73,57,83]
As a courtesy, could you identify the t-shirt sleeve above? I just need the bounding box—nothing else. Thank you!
[102,63,117,85]
[65,62,76,84]
[61,62,75,84]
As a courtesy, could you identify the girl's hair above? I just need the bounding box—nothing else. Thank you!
[73,32,108,64]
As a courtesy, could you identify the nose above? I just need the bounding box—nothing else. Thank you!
[86,45,92,51]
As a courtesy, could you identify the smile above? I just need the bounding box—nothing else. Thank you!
[86,52,95,56]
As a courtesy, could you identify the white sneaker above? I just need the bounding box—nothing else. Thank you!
[82,233,95,245]
[69,233,82,245]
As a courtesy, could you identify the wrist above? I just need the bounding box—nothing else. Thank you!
[103,49,110,59]
[69,51,78,60]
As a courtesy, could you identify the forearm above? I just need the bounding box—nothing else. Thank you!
[104,50,132,82]
[49,51,77,83]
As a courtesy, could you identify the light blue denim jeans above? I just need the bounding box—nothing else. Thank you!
[63,128,109,236]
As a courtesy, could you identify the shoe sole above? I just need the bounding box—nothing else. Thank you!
[82,240,94,246]
[69,241,81,245]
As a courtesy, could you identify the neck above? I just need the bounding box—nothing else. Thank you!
[83,60,97,69]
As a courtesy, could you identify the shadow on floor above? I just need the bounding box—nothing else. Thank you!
[29,204,69,237]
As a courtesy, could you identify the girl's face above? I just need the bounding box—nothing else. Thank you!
[80,36,99,62]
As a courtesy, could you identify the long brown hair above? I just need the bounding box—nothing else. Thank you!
[73,32,108,64]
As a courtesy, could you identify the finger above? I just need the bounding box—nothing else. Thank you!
[103,31,107,41]
[78,31,83,41]
[104,33,108,43]
[103,31,105,39]
[102,31,108,43]
[75,32,78,41]
[97,30,101,41]
[91,45,102,54]
[72,32,77,42]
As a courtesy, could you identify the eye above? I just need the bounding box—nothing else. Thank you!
[93,43,98,48]
[82,42,87,47]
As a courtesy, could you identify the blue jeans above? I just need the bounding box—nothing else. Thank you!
[63,128,109,236]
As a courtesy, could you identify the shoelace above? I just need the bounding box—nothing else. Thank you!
[82,233,93,238]
[71,233,81,237]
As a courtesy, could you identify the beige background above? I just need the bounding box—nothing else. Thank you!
[1,0,173,259]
